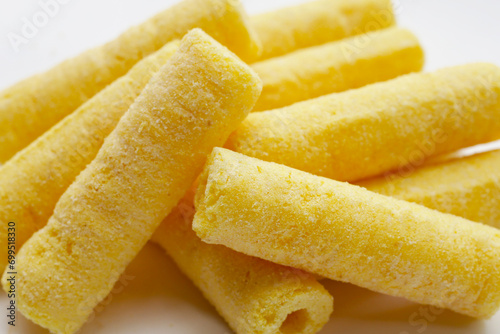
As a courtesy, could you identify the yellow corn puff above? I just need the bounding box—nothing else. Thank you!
[0,0,260,162]
[252,27,424,111]
[227,63,500,182]
[151,188,333,334]
[193,148,500,319]
[358,149,500,227]
[0,41,180,272]
[5,30,262,334]
[251,0,394,61]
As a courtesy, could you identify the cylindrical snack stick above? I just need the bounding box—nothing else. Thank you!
[359,149,500,227]
[227,63,500,182]
[193,148,500,319]
[5,30,262,334]
[151,188,333,334]
[0,0,260,162]
[252,27,424,111]
[0,41,180,272]
[251,0,394,61]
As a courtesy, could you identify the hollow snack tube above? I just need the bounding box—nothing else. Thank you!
[358,149,500,228]
[0,0,260,163]
[151,187,333,334]
[0,41,180,273]
[227,63,500,183]
[4,30,262,334]
[251,0,395,61]
[251,27,424,111]
[193,148,500,319]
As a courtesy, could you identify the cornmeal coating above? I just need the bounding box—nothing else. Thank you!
[251,0,395,61]
[0,0,260,162]
[5,30,262,334]
[227,63,500,182]
[152,188,333,334]
[359,150,500,228]
[193,148,500,319]
[0,41,179,272]
[251,27,424,111]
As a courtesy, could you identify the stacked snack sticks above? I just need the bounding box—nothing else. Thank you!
[1,0,499,333]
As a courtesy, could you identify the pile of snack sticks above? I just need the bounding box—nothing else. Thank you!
[0,0,499,333]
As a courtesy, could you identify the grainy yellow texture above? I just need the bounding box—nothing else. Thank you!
[193,148,500,319]
[0,0,260,163]
[251,0,395,61]
[227,63,500,182]
[359,150,500,228]
[5,30,262,334]
[0,41,180,273]
[251,27,424,111]
[151,187,333,334]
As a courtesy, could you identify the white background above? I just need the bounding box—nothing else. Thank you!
[1,0,500,333]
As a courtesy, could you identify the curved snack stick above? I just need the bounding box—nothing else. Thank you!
[252,27,424,111]
[0,0,260,162]
[0,41,180,272]
[151,188,333,334]
[193,148,500,319]
[227,63,500,182]
[358,149,500,227]
[251,0,395,61]
[5,30,262,334]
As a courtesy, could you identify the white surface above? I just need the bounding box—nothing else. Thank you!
[1,0,500,333]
